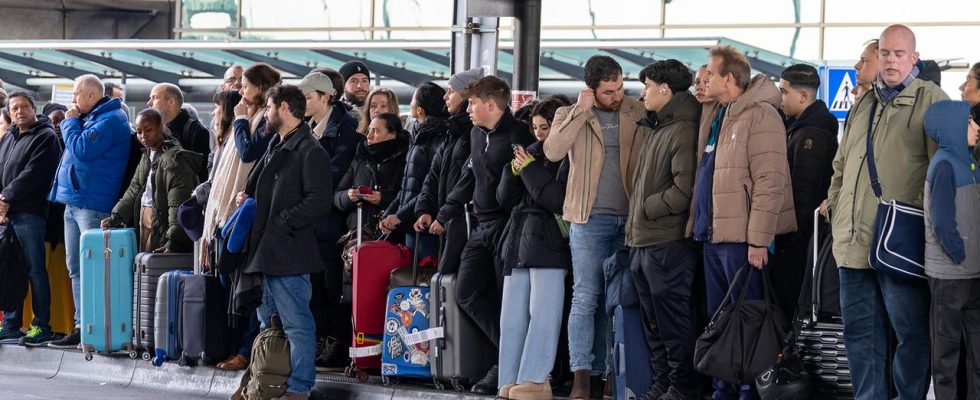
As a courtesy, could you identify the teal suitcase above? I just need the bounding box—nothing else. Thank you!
[79,228,138,360]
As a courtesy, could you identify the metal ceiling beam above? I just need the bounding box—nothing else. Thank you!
[313,49,440,87]
[0,52,106,80]
[0,69,37,90]
[405,49,451,68]
[602,49,658,68]
[502,49,582,80]
[746,56,788,78]
[141,50,228,77]
[59,50,184,84]
[224,50,312,77]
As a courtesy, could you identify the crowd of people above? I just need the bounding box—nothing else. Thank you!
[1,22,979,400]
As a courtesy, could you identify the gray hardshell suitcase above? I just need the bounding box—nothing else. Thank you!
[133,252,193,360]
[428,272,495,390]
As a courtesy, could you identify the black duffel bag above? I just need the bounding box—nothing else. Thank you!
[0,223,29,311]
[694,263,787,384]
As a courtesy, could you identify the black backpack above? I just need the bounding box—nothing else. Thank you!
[0,223,29,311]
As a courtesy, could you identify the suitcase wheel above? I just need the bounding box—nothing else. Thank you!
[177,354,188,367]
[356,370,369,383]
[451,377,465,392]
[381,375,391,386]
[152,356,164,367]
[141,351,152,361]
[129,350,139,359]
[432,378,445,390]
[82,345,94,361]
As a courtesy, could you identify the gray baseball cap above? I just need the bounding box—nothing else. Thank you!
[297,72,337,96]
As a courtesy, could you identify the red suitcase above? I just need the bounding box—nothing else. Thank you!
[346,204,411,380]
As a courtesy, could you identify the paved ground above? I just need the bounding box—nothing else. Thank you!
[0,375,224,400]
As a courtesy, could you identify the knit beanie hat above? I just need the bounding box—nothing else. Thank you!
[339,60,371,82]
[448,67,486,93]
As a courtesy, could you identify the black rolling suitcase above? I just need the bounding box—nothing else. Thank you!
[178,264,230,366]
[133,253,193,361]
[796,209,852,399]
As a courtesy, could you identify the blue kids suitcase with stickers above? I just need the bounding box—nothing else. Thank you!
[380,236,434,381]
[380,285,432,381]
[79,228,137,360]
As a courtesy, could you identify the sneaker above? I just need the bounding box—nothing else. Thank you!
[47,328,81,349]
[18,325,54,347]
[659,386,694,400]
[639,383,668,400]
[314,336,344,371]
[0,326,25,343]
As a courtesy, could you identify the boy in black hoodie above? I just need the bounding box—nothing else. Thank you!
[442,76,536,394]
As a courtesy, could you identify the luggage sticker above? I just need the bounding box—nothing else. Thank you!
[384,289,432,366]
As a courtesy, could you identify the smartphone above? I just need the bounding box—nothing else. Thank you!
[355,186,373,195]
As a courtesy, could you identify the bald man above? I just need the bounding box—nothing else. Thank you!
[148,83,211,178]
[47,74,134,350]
[822,24,947,400]
[222,65,244,91]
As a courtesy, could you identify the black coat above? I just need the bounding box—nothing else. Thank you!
[333,137,409,231]
[385,116,447,227]
[443,110,535,221]
[244,123,332,276]
[166,109,211,181]
[0,116,62,216]
[417,112,473,224]
[498,141,571,275]
[314,101,363,241]
[784,100,839,242]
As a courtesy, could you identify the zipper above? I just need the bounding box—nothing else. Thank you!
[742,184,751,215]
[583,121,593,219]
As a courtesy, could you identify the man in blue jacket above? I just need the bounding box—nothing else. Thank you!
[47,74,134,349]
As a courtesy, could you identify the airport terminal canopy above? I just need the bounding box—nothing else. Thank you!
[0,37,803,93]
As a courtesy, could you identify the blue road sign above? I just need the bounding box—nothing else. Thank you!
[824,66,857,120]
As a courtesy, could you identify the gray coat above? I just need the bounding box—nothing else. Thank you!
[244,123,332,276]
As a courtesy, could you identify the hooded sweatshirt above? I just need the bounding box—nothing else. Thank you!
[0,115,62,216]
[923,100,980,279]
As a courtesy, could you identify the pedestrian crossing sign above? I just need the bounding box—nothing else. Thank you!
[824,66,857,120]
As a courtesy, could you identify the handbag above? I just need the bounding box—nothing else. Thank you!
[0,223,29,311]
[694,264,787,384]
[864,97,927,280]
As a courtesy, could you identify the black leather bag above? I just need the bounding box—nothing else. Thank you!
[694,263,788,384]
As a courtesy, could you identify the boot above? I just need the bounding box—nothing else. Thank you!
[509,381,554,400]
[569,370,591,400]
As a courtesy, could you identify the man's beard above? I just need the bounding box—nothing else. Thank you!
[268,115,281,133]
[595,98,622,112]
[345,91,365,107]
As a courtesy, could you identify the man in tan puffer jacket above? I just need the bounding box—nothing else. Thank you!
[686,45,797,399]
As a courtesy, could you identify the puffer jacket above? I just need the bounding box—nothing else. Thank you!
[498,141,571,275]
[333,137,408,230]
[626,91,699,247]
[385,116,447,226]
[783,100,839,244]
[418,112,473,224]
[544,97,650,224]
[104,138,201,252]
[923,100,980,279]
[685,74,797,246]
[48,96,133,213]
[826,77,948,269]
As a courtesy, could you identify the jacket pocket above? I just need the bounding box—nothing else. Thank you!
[742,184,751,216]
[68,164,80,193]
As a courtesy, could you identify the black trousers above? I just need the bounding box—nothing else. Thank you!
[438,217,470,274]
[311,240,350,343]
[769,231,808,320]
[456,217,507,350]
[929,277,980,400]
[629,240,699,390]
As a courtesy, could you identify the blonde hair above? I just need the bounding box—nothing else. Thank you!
[358,87,401,134]
[708,45,751,90]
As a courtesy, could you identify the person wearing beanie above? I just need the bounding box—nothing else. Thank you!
[339,60,371,109]
[413,66,484,273]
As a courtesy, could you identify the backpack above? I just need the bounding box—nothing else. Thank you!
[234,315,291,400]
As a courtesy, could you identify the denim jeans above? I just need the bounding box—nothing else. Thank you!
[498,268,566,387]
[568,213,625,373]
[63,205,108,327]
[2,212,50,331]
[256,273,316,396]
[839,267,931,400]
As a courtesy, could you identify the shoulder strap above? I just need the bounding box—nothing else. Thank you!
[864,97,883,199]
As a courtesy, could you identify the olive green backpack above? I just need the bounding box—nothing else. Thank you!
[234,315,291,400]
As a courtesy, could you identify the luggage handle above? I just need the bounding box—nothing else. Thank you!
[103,230,113,354]
[810,208,829,323]
[356,203,363,247]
